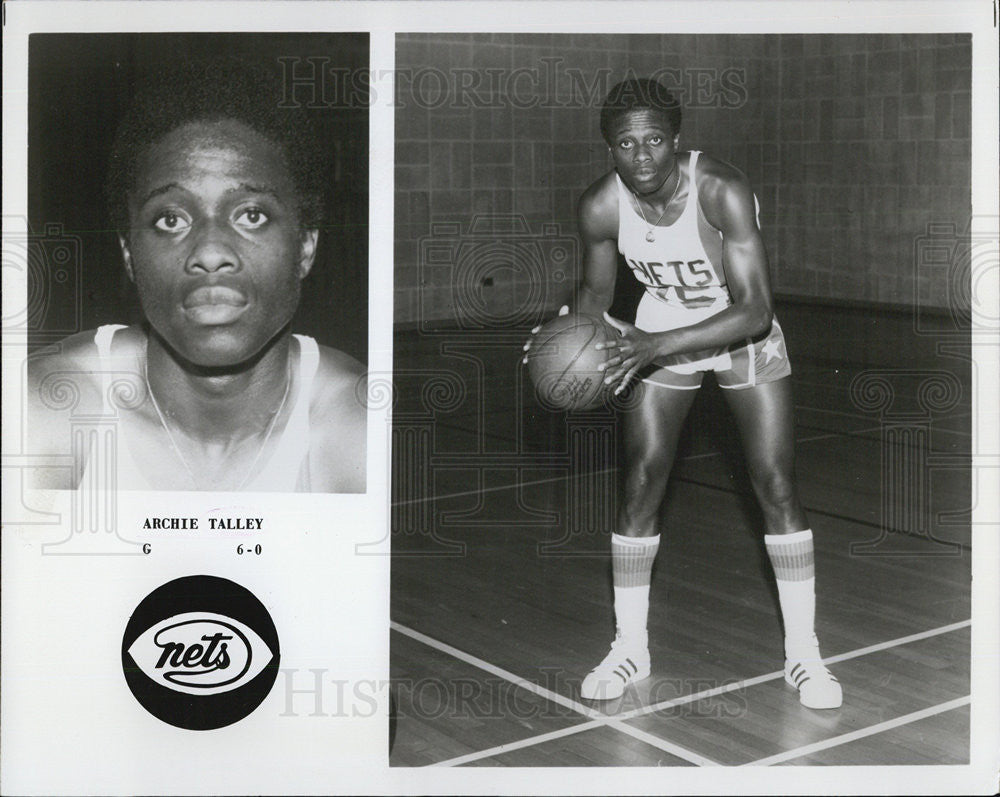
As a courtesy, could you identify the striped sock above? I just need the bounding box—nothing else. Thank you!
[611,533,660,641]
[764,529,818,659]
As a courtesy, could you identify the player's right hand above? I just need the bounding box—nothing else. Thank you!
[521,305,569,364]
[596,312,657,394]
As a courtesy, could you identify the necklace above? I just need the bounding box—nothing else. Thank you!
[632,161,680,242]
[143,350,292,491]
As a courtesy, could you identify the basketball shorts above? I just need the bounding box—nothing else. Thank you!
[633,292,792,391]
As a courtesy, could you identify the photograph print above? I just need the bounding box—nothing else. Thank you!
[22,32,370,494]
[389,32,977,768]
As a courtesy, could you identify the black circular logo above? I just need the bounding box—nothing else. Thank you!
[121,575,280,730]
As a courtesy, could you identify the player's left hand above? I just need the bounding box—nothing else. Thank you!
[596,313,658,394]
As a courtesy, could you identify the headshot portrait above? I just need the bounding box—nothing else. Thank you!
[24,33,370,493]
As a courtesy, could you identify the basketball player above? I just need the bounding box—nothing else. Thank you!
[26,58,366,493]
[527,78,841,709]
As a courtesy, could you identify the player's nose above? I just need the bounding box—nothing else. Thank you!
[633,144,652,162]
[185,220,239,273]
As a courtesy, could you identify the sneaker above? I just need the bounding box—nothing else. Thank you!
[580,633,650,701]
[784,657,843,709]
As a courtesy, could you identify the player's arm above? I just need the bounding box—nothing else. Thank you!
[601,161,774,390]
[523,175,619,361]
[661,161,774,350]
[574,176,620,317]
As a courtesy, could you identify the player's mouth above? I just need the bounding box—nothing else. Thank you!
[182,285,249,324]
[632,167,660,183]
[632,168,663,191]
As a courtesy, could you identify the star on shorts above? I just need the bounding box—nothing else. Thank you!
[762,338,784,363]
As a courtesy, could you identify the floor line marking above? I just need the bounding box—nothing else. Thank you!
[613,671,788,722]
[392,618,970,766]
[616,618,971,722]
[428,721,605,768]
[675,422,884,461]
[390,620,601,719]
[390,468,617,507]
[606,720,721,767]
[794,424,885,446]
[743,696,971,766]
[822,619,970,665]
[793,402,972,425]
[391,620,716,768]
[394,454,969,545]
[393,418,964,505]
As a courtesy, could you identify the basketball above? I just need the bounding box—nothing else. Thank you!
[526,313,618,411]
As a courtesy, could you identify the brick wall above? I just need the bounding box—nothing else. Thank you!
[394,33,971,327]
[770,34,971,306]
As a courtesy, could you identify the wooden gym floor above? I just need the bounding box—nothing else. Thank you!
[388,299,972,767]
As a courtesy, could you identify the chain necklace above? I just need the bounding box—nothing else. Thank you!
[631,160,680,242]
[143,350,292,491]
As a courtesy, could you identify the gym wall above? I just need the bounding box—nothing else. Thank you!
[393,33,971,327]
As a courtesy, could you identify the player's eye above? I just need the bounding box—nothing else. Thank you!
[153,211,190,233]
[618,140,634,150]
[235,207,269,230]
[649,136,663,145]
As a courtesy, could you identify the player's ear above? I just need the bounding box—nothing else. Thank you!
[118,234,135,282]
[297,228,319,279]
[672,133,680,149]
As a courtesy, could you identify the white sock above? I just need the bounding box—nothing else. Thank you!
[764,529,820,660]
[611,533,659,642]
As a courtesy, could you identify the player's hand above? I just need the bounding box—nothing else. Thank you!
[596,313,658,394]
[521,305,569,364]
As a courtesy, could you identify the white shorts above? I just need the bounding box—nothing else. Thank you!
[634,293,792,390]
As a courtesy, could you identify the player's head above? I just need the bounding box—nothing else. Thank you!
[106,56,326,237]
[107,57,326,369]
[599,77,683,145]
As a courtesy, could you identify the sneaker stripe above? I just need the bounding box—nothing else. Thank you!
[790,661,839,684]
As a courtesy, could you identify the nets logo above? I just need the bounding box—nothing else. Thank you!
[122,576,280,730]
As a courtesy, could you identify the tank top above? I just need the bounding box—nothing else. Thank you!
[86,325,318,492]
[616,150,732,310]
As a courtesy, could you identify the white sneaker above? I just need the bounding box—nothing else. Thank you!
[580,633,650,701]
[784,656,843,709]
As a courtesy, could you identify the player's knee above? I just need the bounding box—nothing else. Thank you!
[622,458,669,514]
[626,455,669,491]
[750,466,797,510]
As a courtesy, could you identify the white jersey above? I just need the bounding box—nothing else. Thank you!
[85,325,319,491]
[617,150,734,314]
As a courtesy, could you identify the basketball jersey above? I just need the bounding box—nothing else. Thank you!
[616,150,732,311]
[87,324,318,491]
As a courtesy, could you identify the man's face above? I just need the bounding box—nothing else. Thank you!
[609,109,680,196]
[121,119,317,368]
